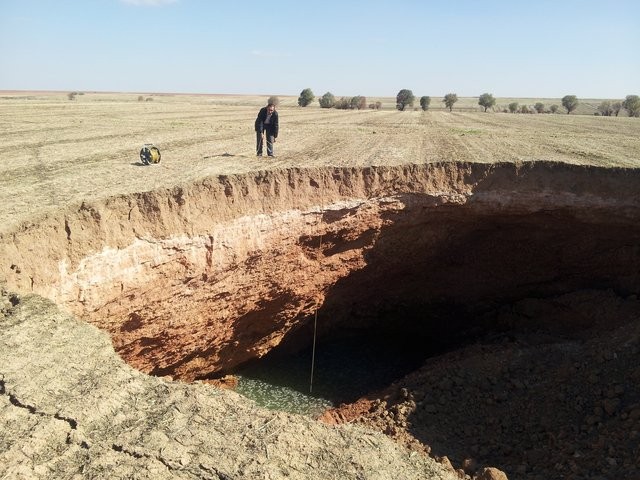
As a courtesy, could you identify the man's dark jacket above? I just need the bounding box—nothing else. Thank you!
[254,107,279,138]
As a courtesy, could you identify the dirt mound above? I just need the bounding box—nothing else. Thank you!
[327,289,640,479]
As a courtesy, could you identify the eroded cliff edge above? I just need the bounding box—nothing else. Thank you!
[1,161,639,382]
[1,160,640,478]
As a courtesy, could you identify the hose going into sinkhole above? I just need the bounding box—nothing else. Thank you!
[310,299,319,394]
[309,176,324,394]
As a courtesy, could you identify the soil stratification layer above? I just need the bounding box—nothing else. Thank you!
[1,161,639,479]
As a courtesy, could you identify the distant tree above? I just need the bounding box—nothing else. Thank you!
[68,92,77,101]
[443,93,458,111]
[622,94,640,117]
[350,96,367,110]
[561,95,579,114]
[268,96,280,106]
[597,101,613,117]
[478,93,496,112]
[396,89,415,111]
[520,105,531,114]
[369,101,382,110]
[419,96,431,111]
[319,92,336,108]
[298,88,315,107]
[137,95,144,102]
[335,97,351,110]
[611,101,623,117]
[534,102,545,114]
[508,102,519,113]
[550,104,559,114]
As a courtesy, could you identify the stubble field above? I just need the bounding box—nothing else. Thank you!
[1,91,639,234]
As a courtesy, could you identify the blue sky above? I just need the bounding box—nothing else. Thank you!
[1,0,638,98]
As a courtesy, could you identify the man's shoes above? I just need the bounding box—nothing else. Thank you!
[257,154,263,157]
[268,154,275,158]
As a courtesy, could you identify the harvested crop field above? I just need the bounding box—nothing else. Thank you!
[1,92,638,233]
[1,92,640,480]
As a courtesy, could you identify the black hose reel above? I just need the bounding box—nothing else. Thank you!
[140,144,161,165]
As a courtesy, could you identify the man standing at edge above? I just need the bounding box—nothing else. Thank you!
[255,102,279,157]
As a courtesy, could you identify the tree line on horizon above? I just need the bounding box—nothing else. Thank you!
[291,88,640,117]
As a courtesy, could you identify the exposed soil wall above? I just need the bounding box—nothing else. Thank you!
[1,161,639,382]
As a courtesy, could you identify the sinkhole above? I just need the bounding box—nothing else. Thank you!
[3,162,639,416]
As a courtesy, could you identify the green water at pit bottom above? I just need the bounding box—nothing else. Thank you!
[233,334,429,416]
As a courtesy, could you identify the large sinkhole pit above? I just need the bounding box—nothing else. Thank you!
[2,161,640,477]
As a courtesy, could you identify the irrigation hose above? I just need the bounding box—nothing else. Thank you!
[310,308,318,394]
[309,175,324,394]
[140,144,161,165]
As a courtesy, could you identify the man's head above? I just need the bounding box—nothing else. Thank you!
[267,103,276,113]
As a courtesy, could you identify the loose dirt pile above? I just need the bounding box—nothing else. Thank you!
[324,289,640,479]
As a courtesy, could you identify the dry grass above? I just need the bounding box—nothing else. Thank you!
[1,91,639,234]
